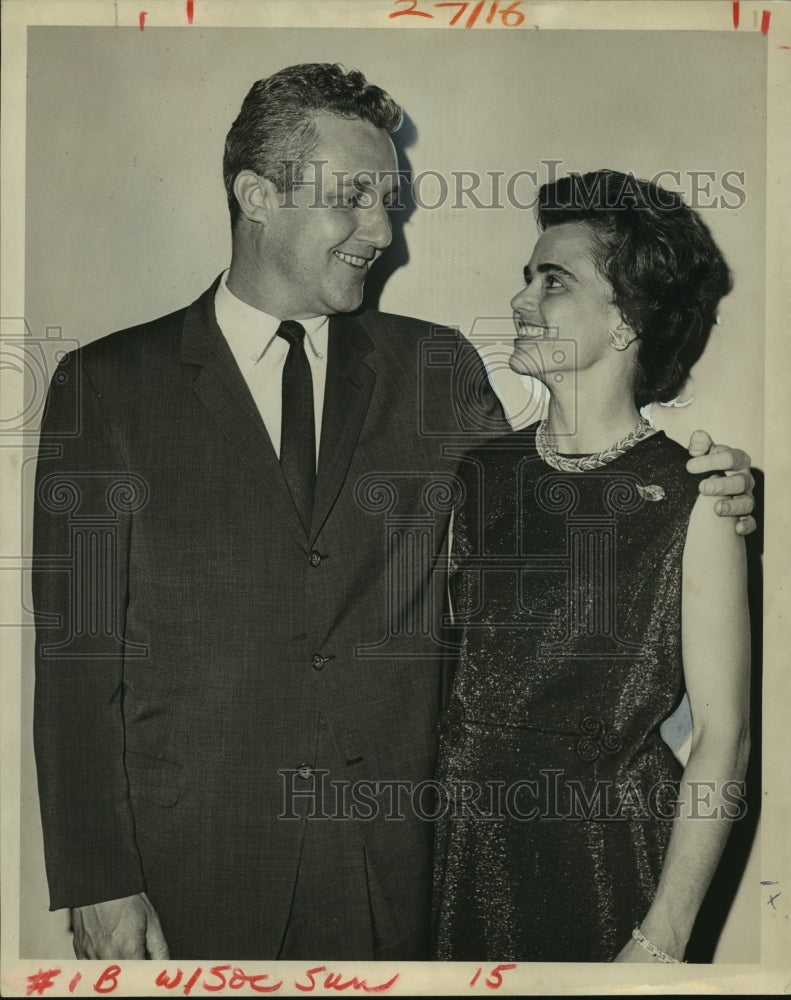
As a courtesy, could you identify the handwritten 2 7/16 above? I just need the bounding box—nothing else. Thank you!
[390,0,525,28]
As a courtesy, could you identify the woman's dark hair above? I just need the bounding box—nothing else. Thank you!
[223,63,403,226]
[536,169,732,406]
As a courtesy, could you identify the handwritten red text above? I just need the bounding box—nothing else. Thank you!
[390,0,525,28]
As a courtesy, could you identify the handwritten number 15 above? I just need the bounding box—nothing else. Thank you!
[469,964,518,988]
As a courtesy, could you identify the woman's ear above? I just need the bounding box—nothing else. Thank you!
[609,319,637,351]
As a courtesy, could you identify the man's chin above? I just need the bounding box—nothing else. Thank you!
[328,284,366,315]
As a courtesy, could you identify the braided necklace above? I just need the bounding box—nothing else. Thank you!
[536,417,657,473]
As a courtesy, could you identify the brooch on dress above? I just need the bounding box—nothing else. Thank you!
[636,484,666,502]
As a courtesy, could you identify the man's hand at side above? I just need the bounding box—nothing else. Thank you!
[686,429,756,535]
[71,892,170,959]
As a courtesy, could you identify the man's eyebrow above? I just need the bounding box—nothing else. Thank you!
[523,261,578,281]
[336,173,400,191]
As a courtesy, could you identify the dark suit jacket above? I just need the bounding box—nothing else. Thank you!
[32,279,508,959]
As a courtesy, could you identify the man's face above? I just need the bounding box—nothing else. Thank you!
[260,114,399,318]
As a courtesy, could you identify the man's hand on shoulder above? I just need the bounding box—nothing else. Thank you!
[685,429,756,536]
[71,892,170,960]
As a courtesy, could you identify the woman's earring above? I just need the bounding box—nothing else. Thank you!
[609,322,636,351]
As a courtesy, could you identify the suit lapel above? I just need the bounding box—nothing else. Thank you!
[313,312,376,538]
[180,281,306,537]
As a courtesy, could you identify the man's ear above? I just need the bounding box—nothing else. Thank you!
[232,171,278,225]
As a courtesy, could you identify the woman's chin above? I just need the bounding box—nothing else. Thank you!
[508,348,541,378]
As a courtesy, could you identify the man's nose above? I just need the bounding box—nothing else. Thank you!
[357,198,392,250]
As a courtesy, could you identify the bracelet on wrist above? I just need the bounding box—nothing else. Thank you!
[631,926,685,964]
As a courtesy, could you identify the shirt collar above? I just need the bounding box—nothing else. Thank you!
[215,269,329,369]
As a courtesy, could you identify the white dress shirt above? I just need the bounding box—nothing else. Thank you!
[214,270,328,465]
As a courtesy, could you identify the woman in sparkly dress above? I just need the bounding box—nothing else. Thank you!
[432,170,750,963]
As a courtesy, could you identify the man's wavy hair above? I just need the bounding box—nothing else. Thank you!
[223,63,403,226]
[536,169,732,407]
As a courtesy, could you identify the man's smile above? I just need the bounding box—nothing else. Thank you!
[334,250,370,269]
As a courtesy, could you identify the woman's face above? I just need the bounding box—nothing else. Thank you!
[508,222,626,382]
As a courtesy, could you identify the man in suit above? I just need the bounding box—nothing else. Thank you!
[32,63,756,962]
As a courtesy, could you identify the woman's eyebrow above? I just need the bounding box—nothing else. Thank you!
[524,261,578,281]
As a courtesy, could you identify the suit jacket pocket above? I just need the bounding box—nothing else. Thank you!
[125,749,182,808]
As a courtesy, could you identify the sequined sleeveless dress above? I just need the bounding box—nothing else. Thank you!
[432,427,703,962]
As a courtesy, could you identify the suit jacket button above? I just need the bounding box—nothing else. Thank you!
[311,653,325,670]
[308,550,322,567]
[297,763,313,780]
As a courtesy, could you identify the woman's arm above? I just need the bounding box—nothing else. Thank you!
[615,492,751,962]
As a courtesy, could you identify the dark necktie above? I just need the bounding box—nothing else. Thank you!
[276,320,315,530]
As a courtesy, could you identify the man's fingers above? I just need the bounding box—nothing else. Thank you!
[701,471,755,498]
[687,445,752,477]
[687,428,714,457]
[714,496,756,517]
[736,515,757,536]
[70,911,90,959]
[73,930,142,960]
[142,892,170,958]
[72,938,92,960]
[146,925,171,960]
[70,895,152,960]
[72,933,97,960]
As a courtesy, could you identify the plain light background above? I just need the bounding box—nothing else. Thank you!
[20,25,765,961]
